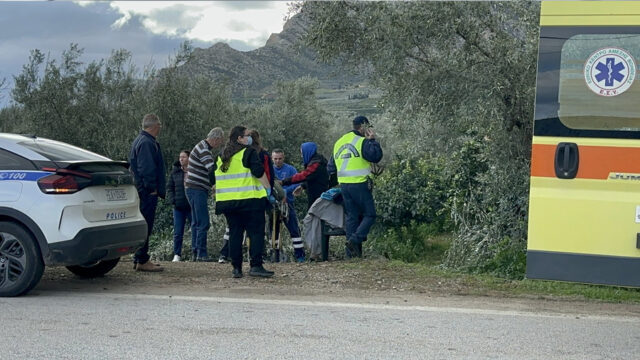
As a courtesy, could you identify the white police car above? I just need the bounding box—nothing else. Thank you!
[0,133,147,296]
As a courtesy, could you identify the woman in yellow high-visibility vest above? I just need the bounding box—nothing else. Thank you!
[214,125,277,278]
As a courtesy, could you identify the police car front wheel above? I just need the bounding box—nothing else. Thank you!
[0,221,44,297]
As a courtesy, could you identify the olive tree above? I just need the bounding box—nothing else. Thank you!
[299,1,540,277]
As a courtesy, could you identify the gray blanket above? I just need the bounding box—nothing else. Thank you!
[302,198,345,258]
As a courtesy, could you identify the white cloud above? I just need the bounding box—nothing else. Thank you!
[107,1,290,49]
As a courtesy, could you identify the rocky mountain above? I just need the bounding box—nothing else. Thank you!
[173,13,361,98]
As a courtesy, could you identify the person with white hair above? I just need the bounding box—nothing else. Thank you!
[185,127,225,262]
[129,113,166,272]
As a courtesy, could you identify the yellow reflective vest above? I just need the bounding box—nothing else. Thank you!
[214,148,266,202]
[333,132,371,184]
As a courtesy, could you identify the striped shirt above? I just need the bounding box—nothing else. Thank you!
[185,140,215,192]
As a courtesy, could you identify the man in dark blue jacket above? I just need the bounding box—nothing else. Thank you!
[129,113,166,272]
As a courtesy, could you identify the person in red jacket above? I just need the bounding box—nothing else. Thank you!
[281,142,329,210]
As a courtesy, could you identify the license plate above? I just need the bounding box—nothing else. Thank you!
[105,188,127,201]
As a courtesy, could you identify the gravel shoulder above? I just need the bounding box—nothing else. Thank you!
[35,258,640,319]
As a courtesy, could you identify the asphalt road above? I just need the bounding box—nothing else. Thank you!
[2,289,639,359]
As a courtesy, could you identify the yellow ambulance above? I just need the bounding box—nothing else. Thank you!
[527,1,640,286]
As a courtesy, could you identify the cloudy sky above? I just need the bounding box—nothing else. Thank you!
[0,1,291,102]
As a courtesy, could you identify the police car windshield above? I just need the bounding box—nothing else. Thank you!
[18,140,110,162]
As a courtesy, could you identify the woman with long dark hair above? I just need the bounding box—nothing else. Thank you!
[214,126,276,278]
[166,150,193,262]
[248,129,276,189]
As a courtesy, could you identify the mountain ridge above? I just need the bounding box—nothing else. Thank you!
[173,13,360,98]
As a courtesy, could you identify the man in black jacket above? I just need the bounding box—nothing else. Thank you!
[129,113,166,272]
[166,150,193,262]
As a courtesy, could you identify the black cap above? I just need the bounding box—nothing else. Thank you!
[352,115,369,126]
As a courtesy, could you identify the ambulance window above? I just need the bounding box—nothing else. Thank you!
[558,34,640,131]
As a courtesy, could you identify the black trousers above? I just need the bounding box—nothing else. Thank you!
[134,192,158,264]
[224,210,265,268]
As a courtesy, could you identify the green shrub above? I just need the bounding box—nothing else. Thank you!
[443,134,530,279]
[148,229,177,261]
[374,156,450,231]
[368,221,448,263]
[480,237,527,279]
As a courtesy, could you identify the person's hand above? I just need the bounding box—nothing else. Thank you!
[364,127,376,139]
[276,180,283,185]
[293,186,303,196]
[265,188,277,205]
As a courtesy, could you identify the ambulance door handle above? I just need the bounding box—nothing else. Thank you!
[554,142,579,179]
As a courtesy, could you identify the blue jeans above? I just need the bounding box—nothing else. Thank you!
[173,207,193,256]
[186,188,210,258]
[283,202,301,239]
[341,182,376,245]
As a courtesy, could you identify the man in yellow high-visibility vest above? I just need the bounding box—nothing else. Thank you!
[328,115,383,258]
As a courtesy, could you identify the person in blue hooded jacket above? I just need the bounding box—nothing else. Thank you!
[281,142,329,210]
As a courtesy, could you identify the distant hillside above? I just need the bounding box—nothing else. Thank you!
[173,13,370,105]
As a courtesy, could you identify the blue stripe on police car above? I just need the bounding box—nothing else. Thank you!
[0,171,51,181]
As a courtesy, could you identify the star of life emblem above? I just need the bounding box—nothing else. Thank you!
[584,47,636,97]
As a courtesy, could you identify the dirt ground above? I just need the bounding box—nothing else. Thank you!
[36,258,640,318]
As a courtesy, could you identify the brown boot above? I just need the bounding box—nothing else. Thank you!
[135,261,164,272]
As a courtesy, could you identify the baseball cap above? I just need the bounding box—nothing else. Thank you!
[352,115,370,127]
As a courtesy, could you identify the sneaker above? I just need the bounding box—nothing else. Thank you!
[172,255,181,262]
[249,265,274,278]
[196,257,214,262]
[295,255,306,263]
[232,268,243,278]
[218,255,228,263]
